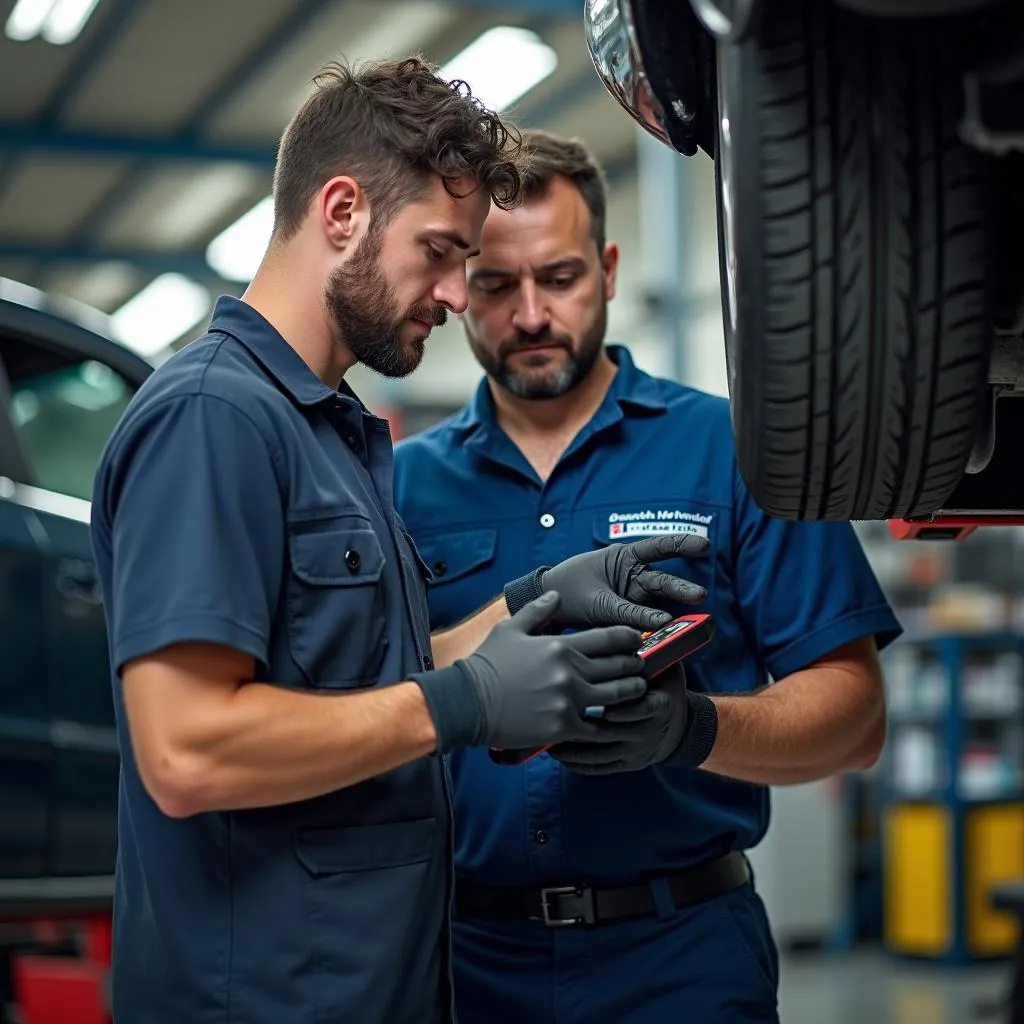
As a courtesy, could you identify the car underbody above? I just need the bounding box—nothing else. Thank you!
[586,0,1024,537]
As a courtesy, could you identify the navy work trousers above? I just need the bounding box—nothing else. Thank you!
[452,881,780,1023]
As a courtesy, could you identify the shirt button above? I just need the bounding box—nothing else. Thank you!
[345,433,359,450]
[422,654,434,671]
[345,549,361,572]
[539,513,555,529]
[534,829,549,845]
[433,560,447,577]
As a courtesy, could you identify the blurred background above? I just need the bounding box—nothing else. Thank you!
[3,1,1024,1023]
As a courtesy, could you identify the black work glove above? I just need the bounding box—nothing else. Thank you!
[503,534,709,632]
[411,591,648,753]
[548,665,689,775]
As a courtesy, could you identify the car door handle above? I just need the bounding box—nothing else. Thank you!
[55,559,102,604]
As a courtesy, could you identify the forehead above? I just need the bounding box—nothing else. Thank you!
[479,176,592,259]
[391,174,490,236]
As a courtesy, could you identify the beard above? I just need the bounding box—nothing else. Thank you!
[324,230,446,379]
[468,294,607,400]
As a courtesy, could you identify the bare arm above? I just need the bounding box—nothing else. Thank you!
[699,637,886,786]
[123,642,437,819]
[430,596,510,669]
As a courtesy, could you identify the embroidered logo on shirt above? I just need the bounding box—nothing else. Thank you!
[608,509,712,540]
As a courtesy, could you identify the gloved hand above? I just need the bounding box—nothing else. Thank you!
[412,591,649,753]
[548,664,689,775]
[504,534,709,633]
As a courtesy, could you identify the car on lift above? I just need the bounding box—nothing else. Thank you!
[0,278,156,1008]
[585,0,1024,534]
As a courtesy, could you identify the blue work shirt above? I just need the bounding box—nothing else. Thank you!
[394,345,902,889]
[91,296,451,1024]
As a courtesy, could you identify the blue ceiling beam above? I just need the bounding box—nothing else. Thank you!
[0,241,236,289]
[184,0,339,135]
[0,124,275,166]
[38,0,147,126]
[68,0,342,248]
[0,67,604,167]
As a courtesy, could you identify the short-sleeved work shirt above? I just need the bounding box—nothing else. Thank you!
[393,345,902,889]
[90,296,452,1024]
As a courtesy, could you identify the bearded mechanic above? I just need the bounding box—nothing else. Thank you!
[88,65,709,1024]
[393,130,904,1023]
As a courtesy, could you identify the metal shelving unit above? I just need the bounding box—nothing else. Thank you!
[882,633,1024,963]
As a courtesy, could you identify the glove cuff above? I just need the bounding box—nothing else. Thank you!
[409,663,485,754]
[503,566,550,616]
[667,691,718,768]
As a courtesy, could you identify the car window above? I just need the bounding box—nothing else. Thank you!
[4,343,135,503]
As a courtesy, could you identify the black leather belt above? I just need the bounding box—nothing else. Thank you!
[455,851,750,929]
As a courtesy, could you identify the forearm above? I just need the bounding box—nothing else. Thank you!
[430,595,509,668]
[138,680,438,816]
[698,641,886,786]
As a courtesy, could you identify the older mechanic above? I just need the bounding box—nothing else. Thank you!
[393,129,903,1023]
[88,68,704,1024]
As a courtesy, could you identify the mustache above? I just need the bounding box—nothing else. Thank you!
[498,328,573,359]
[407,304,448,328]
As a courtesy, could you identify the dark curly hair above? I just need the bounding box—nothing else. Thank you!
[272,55,525,242]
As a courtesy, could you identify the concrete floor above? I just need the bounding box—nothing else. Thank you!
[779,948,1011,1024]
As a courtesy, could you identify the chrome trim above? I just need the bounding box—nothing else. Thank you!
[584,0,672,147]
[716,41,739,400]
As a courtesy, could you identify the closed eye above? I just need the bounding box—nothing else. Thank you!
[544,274,577,289]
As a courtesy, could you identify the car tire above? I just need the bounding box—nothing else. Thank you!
[714,0,993,520]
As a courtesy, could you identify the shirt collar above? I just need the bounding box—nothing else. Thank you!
[455,343,667,433]
[207,295,342,409]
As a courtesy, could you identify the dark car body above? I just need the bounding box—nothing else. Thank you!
[0,279,155,914]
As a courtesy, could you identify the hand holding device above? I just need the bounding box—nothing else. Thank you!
[489,613,715,766]
[548,664,690,774]
[503,533,710,633]
[413,592,648,754]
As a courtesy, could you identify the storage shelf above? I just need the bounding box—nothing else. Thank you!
[882,633,1024,963]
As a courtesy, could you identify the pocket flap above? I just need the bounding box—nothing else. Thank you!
[415,529,497,585]
[289,522,385,586]
[294,818,437,875]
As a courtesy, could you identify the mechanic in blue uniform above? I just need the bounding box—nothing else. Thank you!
[88,68,700,1024]
[393,130,904,1023]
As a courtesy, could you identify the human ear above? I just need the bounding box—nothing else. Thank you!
[319,176,368,251]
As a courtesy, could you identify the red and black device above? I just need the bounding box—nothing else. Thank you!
[489,613,716,766]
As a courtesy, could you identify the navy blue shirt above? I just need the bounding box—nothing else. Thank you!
[394,345,902,889]
[91,297,451,1024]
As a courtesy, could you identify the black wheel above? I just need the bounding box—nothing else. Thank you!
[715,0,994,521]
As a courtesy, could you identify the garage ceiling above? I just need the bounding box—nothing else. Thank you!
[0,0,639,350]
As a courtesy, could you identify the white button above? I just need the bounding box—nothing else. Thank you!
[539,513,555,528]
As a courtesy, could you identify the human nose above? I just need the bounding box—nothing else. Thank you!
[511,279,549,334]
[432,267,469,315]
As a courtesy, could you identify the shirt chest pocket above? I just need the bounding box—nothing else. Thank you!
[286,514,387,689]
[415,529,498,631]
[590,512,719,616]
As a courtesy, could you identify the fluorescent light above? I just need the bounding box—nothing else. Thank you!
[5,0,101,43]
[5,0,57,41]
[205,195,274,283]
[110,274,210,356]
[41,0,102,43]
[149,165,258,248]
[440,26,558,113]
